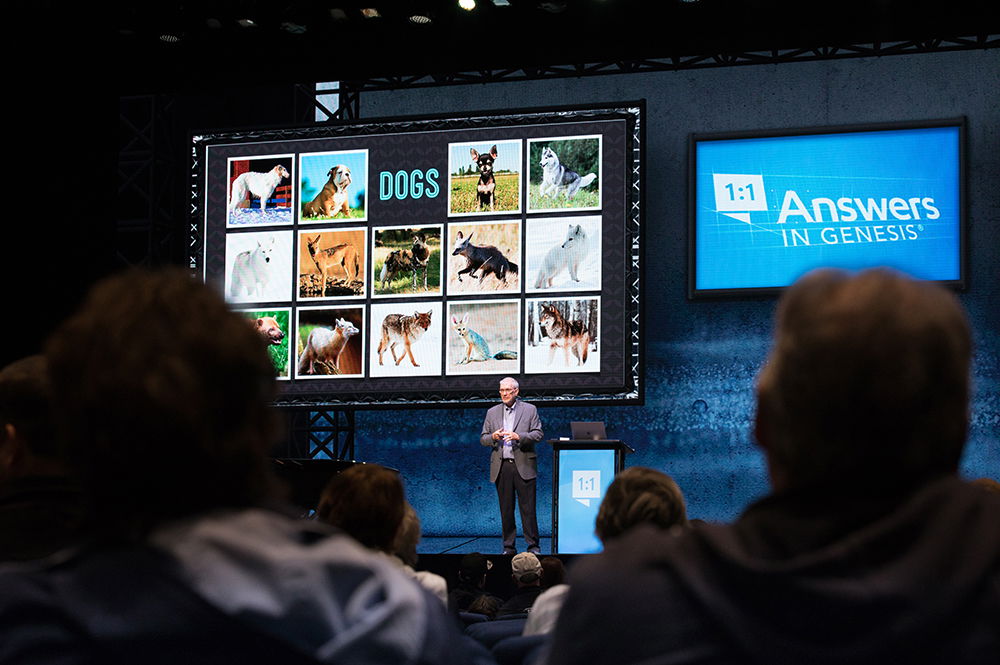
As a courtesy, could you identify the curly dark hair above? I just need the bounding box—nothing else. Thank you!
[45,267,279,539]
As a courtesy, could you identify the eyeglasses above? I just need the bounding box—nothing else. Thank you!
[499,388,517,394]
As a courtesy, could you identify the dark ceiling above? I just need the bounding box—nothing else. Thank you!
[116,0,998,95]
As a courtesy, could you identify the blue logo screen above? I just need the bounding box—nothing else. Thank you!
[693,125,962,293]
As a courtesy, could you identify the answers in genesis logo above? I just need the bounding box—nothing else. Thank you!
[712,173,936,248]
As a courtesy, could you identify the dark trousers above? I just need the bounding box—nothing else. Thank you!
[496,458,539,552]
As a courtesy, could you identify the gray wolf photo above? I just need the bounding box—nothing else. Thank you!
[525,297,601,374]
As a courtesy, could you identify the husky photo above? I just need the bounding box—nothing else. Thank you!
[526,216,602,292]
[224,230,294,304]
[448,139,522,215]
[447,221,521,295]
[525,297,600,373]
[226,155,294,227]
[372,225,442,297]
[446,301,521,375]
[527,136,602,212]
[369,302,443,378]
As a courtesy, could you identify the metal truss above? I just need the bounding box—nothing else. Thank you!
[344,34,998,92]
[294,83,361,123]
[280,409,357,461]
[118,95,180,267]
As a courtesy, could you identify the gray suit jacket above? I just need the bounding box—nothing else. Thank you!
[480,400,544,482]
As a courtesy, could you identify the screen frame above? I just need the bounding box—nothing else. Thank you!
[687,117,967,300]
[190,101,645,410]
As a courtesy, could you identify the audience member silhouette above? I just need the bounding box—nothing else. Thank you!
[449,552,500,614]
[0,268,477,665]
[0,355,88,561]
[524,466,689,636]
[547,268,1000,664]
[496,552,543,617]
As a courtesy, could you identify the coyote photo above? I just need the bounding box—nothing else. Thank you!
[377,311,433,367]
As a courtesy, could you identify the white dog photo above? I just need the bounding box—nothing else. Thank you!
[226,155,294,227]
[225,230,294,304]
[525,216,602,293]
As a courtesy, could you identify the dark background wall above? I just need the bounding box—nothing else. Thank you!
[342,49,1000,535]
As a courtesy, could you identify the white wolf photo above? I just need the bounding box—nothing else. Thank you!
[225,230,294,304]
[526,216,602,292]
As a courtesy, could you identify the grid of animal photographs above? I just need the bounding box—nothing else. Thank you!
[525,297,601,373]
[527,136,602,213]
[226,155,295,227]
[295,306,365,378]
[448,139,523,216]
[238,308,292,380]
[225,230,294,304]
[446,300,521,376]
[369,302,443,378]
[447,221,522,295]
[296,228,367,300]
[372,225,443,298]
[202,103,635,401]
[526,216,602,293]
[299,150,369,223]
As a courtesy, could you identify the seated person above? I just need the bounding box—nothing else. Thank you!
[0,355,89,561]
[496,552,543,617]
[548,268,1000,664]
[0,268,475,665]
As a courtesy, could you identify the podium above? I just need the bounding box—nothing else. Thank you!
[550,439,633,553]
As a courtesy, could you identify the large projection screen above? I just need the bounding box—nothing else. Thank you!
[191,103,643,408]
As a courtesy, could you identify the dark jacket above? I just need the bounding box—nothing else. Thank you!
[548,476,1000,665]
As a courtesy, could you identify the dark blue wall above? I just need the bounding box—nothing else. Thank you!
[348,50,1000,536]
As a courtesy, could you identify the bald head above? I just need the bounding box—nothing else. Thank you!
[756,268,971,491]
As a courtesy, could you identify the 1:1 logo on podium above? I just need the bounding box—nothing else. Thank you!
[572,469,601,506]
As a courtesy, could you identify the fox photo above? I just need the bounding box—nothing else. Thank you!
[226,155,294,227]
[369,302,443,378]
[447,221,521,295]
[448,139,522,216]
[295,306,365,379]
[224,230,294,304]
[297,227,367,300]
[446,300,521,376]
[372,225,442,297]
[527,136,602,213]
[525,297,600,373]
[526,216,602,292]
[299,149,368,222]
[238,308,292,380]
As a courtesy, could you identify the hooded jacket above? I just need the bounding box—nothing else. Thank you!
[548,476,1000,665]
[0,508,481,665]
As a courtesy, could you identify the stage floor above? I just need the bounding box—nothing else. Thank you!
[418,536,555,555]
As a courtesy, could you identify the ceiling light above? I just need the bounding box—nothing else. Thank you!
[361,8,382,18]
[409,15,432,24]
[281,21,307,34]
[159,33,182,43]
[459,0,476,11]
[329,8,348,21]
[236,18,258,28]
